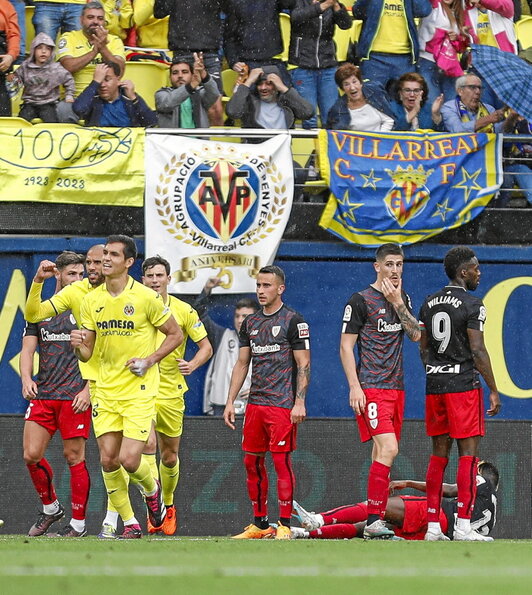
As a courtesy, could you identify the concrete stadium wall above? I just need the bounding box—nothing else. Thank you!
[1,417,529,539]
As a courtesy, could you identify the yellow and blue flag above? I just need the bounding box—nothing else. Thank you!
[318,129,502,246]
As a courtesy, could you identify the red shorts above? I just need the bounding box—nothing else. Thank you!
[357,389,405,443]
[25,399,91,440]
[393,496,448,540]
[242,403,296,453]
[425,389,484,439]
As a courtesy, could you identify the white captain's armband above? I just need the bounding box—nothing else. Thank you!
[297,322,309,339]
[343,304,352,322]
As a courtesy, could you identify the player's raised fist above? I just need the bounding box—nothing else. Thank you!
[70,329,86,348]
[34,260,57,282]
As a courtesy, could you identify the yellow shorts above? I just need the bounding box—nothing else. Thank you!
[155,395,185,438]
[91,394,156,441]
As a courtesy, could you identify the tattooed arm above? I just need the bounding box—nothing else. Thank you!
[291,349,311,424]
[382,278,421,342]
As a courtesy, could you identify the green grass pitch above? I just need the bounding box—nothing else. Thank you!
[1,535,532,595]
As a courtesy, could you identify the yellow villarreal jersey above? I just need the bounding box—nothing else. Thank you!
[158,296,207,399]
[372,0,410,55]
[56,29,125,95]
[80,277,171,400]
[24,278,99,381]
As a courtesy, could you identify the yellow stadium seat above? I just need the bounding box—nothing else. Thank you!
[291,136,325,190]
[516,17,532,50]
[221,68,239,100]
[352,19,363,43]
[25,6,35,51]
[0,116,33,127]
[274,12,291,62]
[334,26,352,62]
[123,61,169,109]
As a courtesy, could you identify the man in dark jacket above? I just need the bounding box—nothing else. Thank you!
[352,0,431,88]
[153,0,224,125]
[73,61,157,127]
[289,0,352,128]
[224,0,296,86]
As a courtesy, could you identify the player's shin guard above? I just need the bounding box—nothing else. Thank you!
[102,468,135,522]
[322,503,368,525]
[69,461,90,521]
[128,458,156,495]
[456,455,478,519]
[244,454,269,518]
[142,453,159,482]
[310,523,361,539]
[272,452,295,523]
[27,458,57,505]
[366,461,390,522]
[160,458,180,507]
[426,455,448,523]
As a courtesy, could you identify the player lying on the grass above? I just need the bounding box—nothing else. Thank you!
[291,460,498,541]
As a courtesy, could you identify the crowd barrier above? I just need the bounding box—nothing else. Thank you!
[1,416,530,538]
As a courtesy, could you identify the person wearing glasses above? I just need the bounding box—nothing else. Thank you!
[390,72,444,131]
[441,73,510,132]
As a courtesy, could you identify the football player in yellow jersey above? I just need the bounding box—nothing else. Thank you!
[141,256,213,535]
[71,235,183,539]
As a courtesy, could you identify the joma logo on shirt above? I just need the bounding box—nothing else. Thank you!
[96,320,135,330]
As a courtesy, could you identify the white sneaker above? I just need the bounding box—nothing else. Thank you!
[454,528,494,542]
[290,526,309,539]
[424,530,450,541]
[363,519,395,540]
[292,500,323,531]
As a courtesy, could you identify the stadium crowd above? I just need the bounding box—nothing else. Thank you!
[0,0,531,203]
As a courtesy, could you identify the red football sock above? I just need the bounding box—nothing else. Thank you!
[457,455,478,519]
[69,461,91,521]
[426,455,448,523]
[310,523,361,539]
[27,458,57,505]
[244,454,268,517]
[272,452,295,521]
[322,503,368,525]
[367,461,390,519]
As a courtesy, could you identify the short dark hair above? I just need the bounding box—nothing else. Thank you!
[444,246,477,280]
[106,234,137,260]
[396,72,429,107]
[142,255,170,275]
[55,251,85,270]
[335,63,362,88]
[170,58,193,73]
[82,1,104,15]
[103,61,121,77]
[375,243,404,262]
[478,461,499,491]
[258,265,285,284]
[235,297,259,312]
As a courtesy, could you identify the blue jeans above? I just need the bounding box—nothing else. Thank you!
[360,52,413,88]
[290,67,338,129]
[417,57,458,106]
[32,2,84,42]
[502,163,532,205]
[9,0,25,62]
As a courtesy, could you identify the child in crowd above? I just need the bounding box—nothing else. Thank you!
[11,32,75,123]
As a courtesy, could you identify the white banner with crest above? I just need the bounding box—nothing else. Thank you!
[145,134,294,293]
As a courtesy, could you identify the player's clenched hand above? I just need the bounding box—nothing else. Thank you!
[381,277,403,306]
[34,260,57,283]
[177,358,193,375]
[72,386,91,413]
[126,358,151,377]
[487,391,501,416]
[22,378,38,400]
[349,385,366,415]
[389,480,408,494]
[70,329,87,348]
[290,401,306,424]
[224,402,236,430]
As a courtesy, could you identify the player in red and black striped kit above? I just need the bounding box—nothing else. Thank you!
[21,252,92,538]
[419,246,500,542]
[340,243,421,539]
[224,265,311,540]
